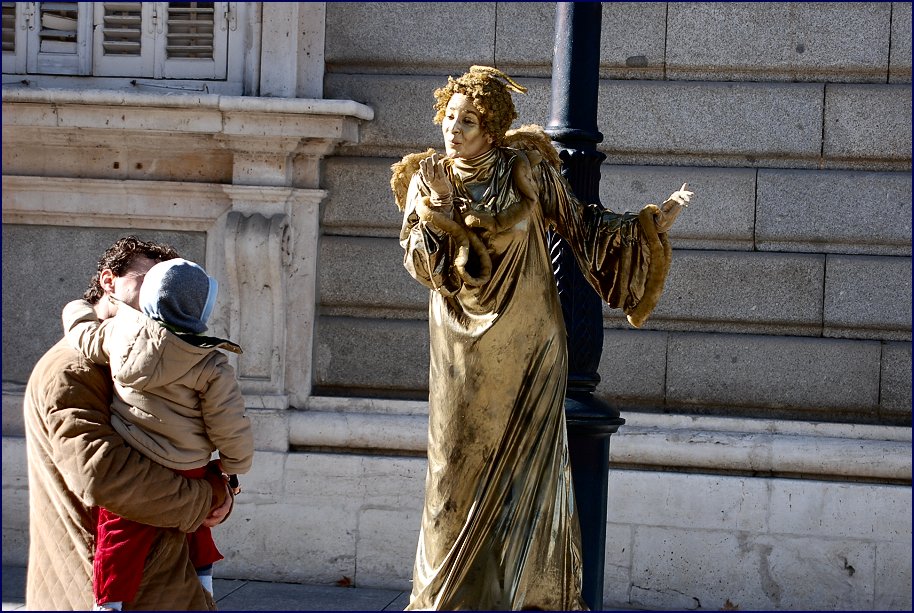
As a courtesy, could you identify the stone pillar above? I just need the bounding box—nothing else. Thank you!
[259,2,325,99]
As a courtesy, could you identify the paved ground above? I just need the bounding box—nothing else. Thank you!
[2,564,654,611]
[2,565,410,611]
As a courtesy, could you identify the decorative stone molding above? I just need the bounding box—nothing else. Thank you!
[2,86,372,118]
[216,184,326,406]
[2,88,373,189]
[1,175,232,230]
[223,211,291,408]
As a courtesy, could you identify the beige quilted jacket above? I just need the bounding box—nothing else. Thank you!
[62,300,253,475]
[23,339,217,610]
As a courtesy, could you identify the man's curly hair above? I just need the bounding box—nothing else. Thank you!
[83,235,179,304]
[433,66,527,146]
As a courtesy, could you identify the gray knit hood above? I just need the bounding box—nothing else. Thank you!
[139,258,218,334]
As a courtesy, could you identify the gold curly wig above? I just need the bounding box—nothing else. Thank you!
[433,66,527,146]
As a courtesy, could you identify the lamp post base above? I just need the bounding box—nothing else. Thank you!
[566,393,625,611]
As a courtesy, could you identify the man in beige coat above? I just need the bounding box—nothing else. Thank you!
[23,236,233,610]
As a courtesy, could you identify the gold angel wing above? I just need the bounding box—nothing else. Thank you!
[504,124,562,171]
[390,148,438,211]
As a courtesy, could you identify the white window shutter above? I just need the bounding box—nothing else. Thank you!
[92,1,154,77]
[156,1,227,79]
[1,1,29,73]
[25,1,91,75]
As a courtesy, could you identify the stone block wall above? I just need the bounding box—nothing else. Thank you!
[318,1,912,427]
[3,3,911,610]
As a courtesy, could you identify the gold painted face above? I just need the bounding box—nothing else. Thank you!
[442,93,494,160]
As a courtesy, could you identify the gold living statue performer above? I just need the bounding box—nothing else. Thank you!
[391,66,692,611]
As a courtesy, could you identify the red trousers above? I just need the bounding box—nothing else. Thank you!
[93,466,223,604]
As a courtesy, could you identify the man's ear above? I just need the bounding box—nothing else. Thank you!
[99,268,116,295]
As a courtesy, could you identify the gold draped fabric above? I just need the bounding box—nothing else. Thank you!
[399,147,670,611]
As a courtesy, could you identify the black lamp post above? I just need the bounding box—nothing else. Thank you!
[545,2,625,610]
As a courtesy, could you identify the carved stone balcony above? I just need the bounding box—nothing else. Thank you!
[2,87,374,410]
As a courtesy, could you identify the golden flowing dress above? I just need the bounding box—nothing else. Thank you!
[399,146,671,611]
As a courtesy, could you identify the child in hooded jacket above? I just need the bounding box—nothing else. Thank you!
[62,257,254,611]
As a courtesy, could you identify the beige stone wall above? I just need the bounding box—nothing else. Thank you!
[3,2,911,610]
